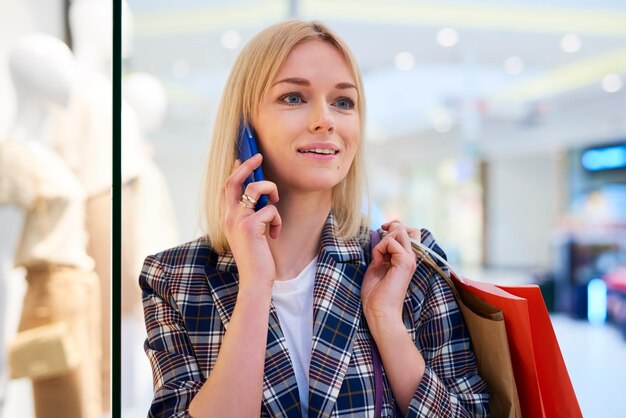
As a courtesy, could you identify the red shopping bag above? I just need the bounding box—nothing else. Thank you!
[455,276,583,418]
[500,285,583,418]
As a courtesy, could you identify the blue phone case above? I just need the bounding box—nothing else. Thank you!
[237,122,268,211]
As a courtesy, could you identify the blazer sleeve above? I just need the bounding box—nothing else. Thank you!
[140,254,204,418]
[406,229,490,418]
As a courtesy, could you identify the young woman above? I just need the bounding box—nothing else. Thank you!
[141,20,489,417]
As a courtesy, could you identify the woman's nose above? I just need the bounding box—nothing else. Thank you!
[309,102,335,133]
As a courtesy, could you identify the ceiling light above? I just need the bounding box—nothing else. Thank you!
[436,28,458,47]
[504,56,524,75]
[560,34,582,53]
[601,73,623,93]
[494,48,626,102]
[220,30,241,49]
[394,52,415,71]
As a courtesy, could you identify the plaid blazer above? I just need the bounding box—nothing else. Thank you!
[141,213,489,417]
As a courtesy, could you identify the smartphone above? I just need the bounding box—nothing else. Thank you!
[237,122,268,211]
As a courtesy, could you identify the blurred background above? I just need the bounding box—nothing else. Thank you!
[1,0,625,417]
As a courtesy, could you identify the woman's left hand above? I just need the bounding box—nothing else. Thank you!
[362,221,421,329]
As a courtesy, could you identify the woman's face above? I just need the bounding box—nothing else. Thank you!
[253,39,360,195]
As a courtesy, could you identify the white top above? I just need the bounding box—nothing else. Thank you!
[0,139,94,270]
[272,257,317,418]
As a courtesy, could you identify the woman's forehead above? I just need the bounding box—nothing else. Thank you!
[272,40,355,84]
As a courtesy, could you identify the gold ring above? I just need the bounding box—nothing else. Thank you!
[238,200,255,209]
[241,194,257,205]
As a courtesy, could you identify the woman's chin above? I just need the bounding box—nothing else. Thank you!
[288,177,342,194]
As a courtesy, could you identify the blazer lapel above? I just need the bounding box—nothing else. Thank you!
[308,215,368,417]
[260,303,303,417]
[204,251,302,417]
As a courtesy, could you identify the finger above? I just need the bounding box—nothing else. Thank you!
[242,180,279,204]
[384,220,421,242]
[255,205,282,239]
[371,240,386,266]
[383,221,408,244]
[223,153,263,203]
[385,237,416,273]
[381,229,412,259]
[222,159,242,200]
[373,236,412,268]
[381,219,402,231]
[385,222,404,234]
[406,227,421,241]
[390,226,412,254]
[373,231,403,262]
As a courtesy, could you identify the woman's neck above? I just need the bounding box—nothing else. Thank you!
[266,189,332,281]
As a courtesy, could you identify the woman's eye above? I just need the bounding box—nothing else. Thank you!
[335,97,355,110]
[279,93,303,105]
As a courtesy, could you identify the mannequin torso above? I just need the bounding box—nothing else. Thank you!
[1,33,92,271]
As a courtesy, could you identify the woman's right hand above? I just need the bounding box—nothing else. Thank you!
[221,153,281,292]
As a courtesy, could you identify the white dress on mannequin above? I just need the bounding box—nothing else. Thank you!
[0,139,93,271]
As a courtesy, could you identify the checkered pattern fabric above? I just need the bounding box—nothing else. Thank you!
[141,212,489,417]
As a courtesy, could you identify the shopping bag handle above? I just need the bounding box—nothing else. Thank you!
[410,238,462,279]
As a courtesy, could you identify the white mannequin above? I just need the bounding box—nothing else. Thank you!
[2,33,101,418]
[0,33,75,416]
[8,34,75,141]
[1,39,74,412]
[121,72,179,412]
[5,34,93,270]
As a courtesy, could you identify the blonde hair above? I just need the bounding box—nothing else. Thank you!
[202,20,367,253]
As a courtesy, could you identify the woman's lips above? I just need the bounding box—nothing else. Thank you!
[297,149,338,160]
[296,143,340,161]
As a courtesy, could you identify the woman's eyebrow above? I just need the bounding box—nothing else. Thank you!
[335,82,357,90]
[272,77,357,90]
[273,77,310,87]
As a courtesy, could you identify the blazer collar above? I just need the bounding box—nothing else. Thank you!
[214,211,367,272]
[318,211,368,266]
[205,211,369,417]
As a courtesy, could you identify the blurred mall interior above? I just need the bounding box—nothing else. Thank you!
[0,0,625,417]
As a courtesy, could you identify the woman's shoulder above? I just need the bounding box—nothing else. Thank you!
[139,238,227,303]
[142,237,219,276]
[417,228,447,257]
